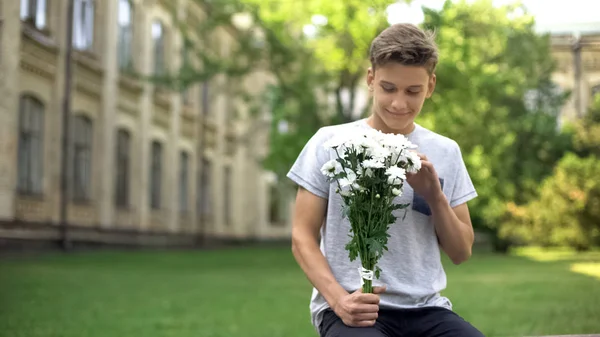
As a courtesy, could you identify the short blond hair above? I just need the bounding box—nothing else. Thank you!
[369,23,438,75]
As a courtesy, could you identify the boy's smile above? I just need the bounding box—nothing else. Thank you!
[366,63,436,135]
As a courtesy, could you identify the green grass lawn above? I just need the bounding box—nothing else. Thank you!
[1,246,599,337]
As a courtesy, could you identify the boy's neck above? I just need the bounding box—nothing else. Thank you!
[366,114,416,135]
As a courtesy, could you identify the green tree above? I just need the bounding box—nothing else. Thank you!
[238,0,396,178]
[502,153,600,251]
[154,0,575,251]
[501,95,600,250]
[570,94,600,158]
[149,0,396,178]
[418,0,572,250]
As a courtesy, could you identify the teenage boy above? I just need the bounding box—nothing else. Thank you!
[287,23,485,337]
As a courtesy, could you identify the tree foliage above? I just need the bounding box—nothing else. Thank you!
[501,95,600,250]
[155,0,591,251]
[237,0,395,177]
[417,1,572,248]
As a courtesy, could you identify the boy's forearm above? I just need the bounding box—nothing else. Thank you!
[292,234,348,309]
[428,193,474,264]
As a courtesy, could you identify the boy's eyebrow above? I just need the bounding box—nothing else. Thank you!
[379,80,423,89]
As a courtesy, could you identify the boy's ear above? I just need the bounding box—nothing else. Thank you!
[367,67,374,87]
[426,73,437,98]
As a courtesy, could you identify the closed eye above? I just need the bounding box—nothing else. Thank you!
[381,85,396,93]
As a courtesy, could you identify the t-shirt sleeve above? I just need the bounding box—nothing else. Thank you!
[286,129,331,199]
[449,143,477,208]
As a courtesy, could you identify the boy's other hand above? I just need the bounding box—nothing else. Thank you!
[332,285,386,327]
[407,153,444,204]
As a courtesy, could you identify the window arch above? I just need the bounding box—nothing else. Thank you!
[17,94,45,194]
[72,115,93,200]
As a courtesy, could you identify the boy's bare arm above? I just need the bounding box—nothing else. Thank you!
[429,195,475,265]
[291,187,383,327]
[291,187,348,308]
[407,153,475,265]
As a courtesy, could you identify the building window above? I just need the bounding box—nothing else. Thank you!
[115,129,130,208]
[179,151,189,212]
[198,158,211,219]
[72,115,93,201]
[224,166,232,226]
[151,20,165,75]
[17,95,44,195]
[117,0,134,71]
[20,0,47,29]
[181,43,191,104]
[73,0,95,51]
[150,141,162,209]
[592,84,600,100]
[201,81,210,116]
[269,184,282,225]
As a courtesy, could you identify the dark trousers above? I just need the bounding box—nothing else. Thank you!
[319,307,485,337]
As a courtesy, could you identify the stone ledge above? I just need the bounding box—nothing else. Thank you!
[0,220,290,254]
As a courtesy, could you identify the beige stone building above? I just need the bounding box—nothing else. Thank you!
[0,0,292,249]
[546,23,600,122]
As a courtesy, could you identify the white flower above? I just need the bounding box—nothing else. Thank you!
[369,145,391,162]
[339,170,357,188]
[392,188,402,196]
[385,166,406,185]
[362,159,385,169]
[347,134,378,155]
[380,133,409,150]
[320,159,343,178]
[323,132,350,149]
[340,189,351,197]
[406,151,422,173]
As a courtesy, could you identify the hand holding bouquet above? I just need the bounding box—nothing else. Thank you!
[321,128,422,293]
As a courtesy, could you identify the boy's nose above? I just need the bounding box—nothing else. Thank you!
[391,97,408,110]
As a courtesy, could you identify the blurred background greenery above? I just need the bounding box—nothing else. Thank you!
[2,0,600,336]
[1,246,599,337]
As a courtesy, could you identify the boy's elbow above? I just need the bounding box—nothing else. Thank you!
[450,248,472,265]
[291,235,300,256]
[291,227,311,256]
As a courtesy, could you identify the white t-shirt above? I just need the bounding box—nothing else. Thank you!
[286,118,478,332]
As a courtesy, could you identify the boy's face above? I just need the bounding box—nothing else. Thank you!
[366,63,436,134]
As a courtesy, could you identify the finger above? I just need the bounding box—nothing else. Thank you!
[372,285,387,294]
[358,293,381,304]
[352,312,379,321]
[417,153,428,161]
[420,160,433,168]
[352,319,377,327]
[349,304,380,314]
[420,161,436,174]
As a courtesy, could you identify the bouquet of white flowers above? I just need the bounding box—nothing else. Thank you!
[320,127,422,293]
